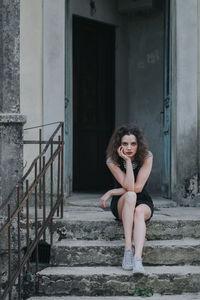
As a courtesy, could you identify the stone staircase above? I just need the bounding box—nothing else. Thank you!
[28,194,200,300]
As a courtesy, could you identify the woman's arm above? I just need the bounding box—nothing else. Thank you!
[134,155,153,193]
[100,188,126,208]
[106,162,135,192]
[107,155,153,194]
[108,146,135,191]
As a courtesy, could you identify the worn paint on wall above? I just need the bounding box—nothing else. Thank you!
[0,0,20,113]
[0,0,26,215]
[128,13,164,194]
[172,0,199,205]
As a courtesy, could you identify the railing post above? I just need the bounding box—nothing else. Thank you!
[43,156,46,241]
[17,186,22,299]
[50,140,54,246]
[61,123,64,218]
[26,180,30,271]
[8,204,12,300]
[34,163,39,273]
[57,136,61,217]
[0,122,65,299]
[39,129,42,209]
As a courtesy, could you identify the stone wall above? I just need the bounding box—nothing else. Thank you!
[0,0,26,212]
[0,0,26,297]
[171,0,200,205]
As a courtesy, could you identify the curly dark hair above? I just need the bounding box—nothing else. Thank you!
[106,124,149,166]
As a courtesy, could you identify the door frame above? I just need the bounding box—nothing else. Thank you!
[72,15,115,192]
[65,0,73,196]
[162,0,172,198]
[65,0,172,197]
[64,1,116,195]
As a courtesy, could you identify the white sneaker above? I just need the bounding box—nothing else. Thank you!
[133,256,145,274]
[122,249,134,270]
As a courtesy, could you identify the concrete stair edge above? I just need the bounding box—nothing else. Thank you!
[36,265,200,296]
[50,238,200,267]
[27,293,200,300]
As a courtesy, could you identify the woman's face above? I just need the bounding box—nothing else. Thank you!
[121,134,138,159]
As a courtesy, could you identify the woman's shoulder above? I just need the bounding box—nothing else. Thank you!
[106,157,120,166]
[146,150,153,158]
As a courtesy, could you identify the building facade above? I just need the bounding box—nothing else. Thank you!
[1,0,200,212]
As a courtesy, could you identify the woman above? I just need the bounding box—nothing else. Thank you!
[100,124,154,274]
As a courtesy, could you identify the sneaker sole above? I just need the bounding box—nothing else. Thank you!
[133,270,145,274]
[122,265,133,271]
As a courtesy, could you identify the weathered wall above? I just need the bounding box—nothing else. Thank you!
[0,0,26,214]
[19,0,165,196]
[64,0,165,195]
[127,12,164,194]
[43,0,65,139]
[171,0,199,205]
[198,0,200,200]
[0,0,20,113]
[20,0,43,171]
[0,0,26,296]
[20,0,65,174]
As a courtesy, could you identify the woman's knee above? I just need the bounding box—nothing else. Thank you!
[134,205,145,220]
[124,191,137,206]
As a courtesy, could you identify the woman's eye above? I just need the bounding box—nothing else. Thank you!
[132,143,137,146]
[122,143,127,146]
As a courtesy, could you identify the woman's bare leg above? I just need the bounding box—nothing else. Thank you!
[117,191,137,249]
[133,204,151,258]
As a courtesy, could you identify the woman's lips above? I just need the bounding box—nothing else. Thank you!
[126,152,133,155]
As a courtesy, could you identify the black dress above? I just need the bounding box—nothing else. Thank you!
[110,158,154,221]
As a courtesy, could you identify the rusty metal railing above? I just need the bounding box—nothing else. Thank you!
[0,122,64,299]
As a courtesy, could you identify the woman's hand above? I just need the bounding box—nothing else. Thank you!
[117,146,131,162]
[100,191,111,208]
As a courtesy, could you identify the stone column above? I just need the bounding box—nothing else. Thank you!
[171,0,199,205]
[0,0,26,215]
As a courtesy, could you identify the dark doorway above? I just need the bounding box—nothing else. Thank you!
[73,15,115,192]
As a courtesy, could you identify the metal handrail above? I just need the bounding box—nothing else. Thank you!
[0,121,64,299]
[0,122,63,212]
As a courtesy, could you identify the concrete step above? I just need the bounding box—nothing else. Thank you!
[50,238,200,267]
[53,207,200,241]
[65,194,178,208]
[36,265,200,296]
[27,293,200,300]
